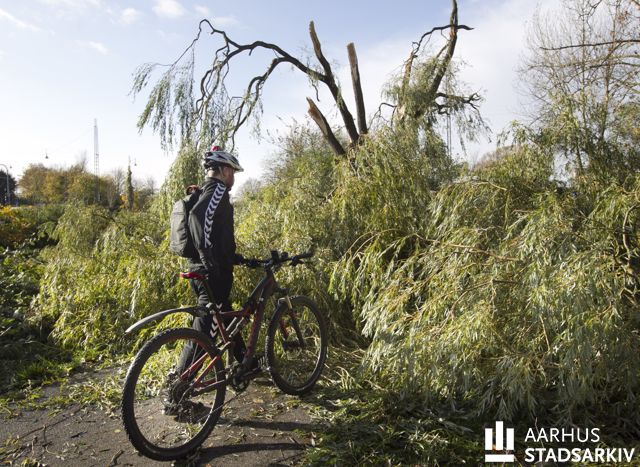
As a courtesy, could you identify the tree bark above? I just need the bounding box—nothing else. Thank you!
[309,22,360,146]
[347,43,368,135]
[306,97,346,156]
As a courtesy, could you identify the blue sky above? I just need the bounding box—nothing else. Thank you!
[0,0,559,189]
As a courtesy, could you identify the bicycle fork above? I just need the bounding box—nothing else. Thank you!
[277,295,306,350]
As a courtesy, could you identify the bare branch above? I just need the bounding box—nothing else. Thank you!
[347,43,368,135]
[418,0,461,120]
[306,97,346,156]
[308,22,360,147]
[395,0,475,126]
[399,2,472,102]
[541,38,640,51]
[435,92,482,113]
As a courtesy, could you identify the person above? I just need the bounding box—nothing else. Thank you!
[176,145,253,375]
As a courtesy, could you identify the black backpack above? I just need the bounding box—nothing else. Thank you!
[169,185,201,258]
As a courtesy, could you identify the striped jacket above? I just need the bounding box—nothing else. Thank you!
[187,177,236,275]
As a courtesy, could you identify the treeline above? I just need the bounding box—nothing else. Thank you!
[18,162,155,209]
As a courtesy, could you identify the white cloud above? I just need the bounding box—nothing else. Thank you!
[455,0,562,153]
[193,5,239,28]
[212,15,239,28]
[153,0,185,19]
[120,7,141,25]
[39,0,102,8]
[79,40,109,54]
[0,8,42,31]
[194,5,210,17]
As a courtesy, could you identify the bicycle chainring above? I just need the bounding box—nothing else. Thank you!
[230,364,250,392]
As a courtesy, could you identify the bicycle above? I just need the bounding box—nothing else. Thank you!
[120,250,328,461]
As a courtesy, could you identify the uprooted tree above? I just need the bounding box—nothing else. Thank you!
[132,0,479,160]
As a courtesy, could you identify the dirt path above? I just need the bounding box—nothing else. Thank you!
[0,371,319,466]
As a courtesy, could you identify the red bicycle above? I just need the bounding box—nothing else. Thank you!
[120,250,327,461]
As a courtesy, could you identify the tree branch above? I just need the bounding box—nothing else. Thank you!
[309,22,360,147]
[417,0,461,120]
[435,92,482,113]
[347,43,368,135]
[540,38,640,51]
[396,0,473,125]
[306,98,346,156]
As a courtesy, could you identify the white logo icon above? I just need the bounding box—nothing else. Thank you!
[485,421,515,462]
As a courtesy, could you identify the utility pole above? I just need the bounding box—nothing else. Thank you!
[94,118,100,203]
[0,163,10,205]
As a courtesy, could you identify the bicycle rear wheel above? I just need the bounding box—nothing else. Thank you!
[265,296,328,395]
[121,328,226,461]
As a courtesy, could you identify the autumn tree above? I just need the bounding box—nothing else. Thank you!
[18,163,116,206]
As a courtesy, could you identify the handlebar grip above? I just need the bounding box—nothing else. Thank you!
[296,251,313,260]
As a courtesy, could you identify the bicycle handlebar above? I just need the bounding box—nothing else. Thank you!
[241,250,313,269]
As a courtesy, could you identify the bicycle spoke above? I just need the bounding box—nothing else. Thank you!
[267,297,327,394]
[122,329,226,460]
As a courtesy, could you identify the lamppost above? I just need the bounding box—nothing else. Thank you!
[0,163,10,205]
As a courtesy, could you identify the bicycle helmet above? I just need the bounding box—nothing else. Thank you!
[203,145,244,172]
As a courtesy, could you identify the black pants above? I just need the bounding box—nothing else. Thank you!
[177,271,246,373]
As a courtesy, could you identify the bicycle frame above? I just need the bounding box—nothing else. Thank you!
[203,268,277,366]
[178,266,285,395]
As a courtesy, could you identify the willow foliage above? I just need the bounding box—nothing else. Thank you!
[33,204,192,355]
[232,127,358,336]
[151,141,202,222]
[332,142,640,429]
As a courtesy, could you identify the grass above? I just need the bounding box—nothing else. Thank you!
[0,363,127,418]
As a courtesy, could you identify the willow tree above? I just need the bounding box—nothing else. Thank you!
[521,0,640,178]
[131,0,478,163]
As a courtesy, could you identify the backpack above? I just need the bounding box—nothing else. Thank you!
[169,185,201,258]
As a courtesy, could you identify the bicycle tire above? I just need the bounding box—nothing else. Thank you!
[265,296,328,395]
[121,328,226,461]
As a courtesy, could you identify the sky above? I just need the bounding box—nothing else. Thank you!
[0,0,560,190]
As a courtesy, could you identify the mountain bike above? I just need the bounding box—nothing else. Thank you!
[120,250,328,461]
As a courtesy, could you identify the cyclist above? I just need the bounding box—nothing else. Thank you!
[176,145,252,379]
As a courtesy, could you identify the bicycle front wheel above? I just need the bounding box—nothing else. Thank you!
[121,328,226,461]
[266,296,328,395]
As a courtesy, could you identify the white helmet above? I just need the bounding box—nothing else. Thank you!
[203,145,244,172]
